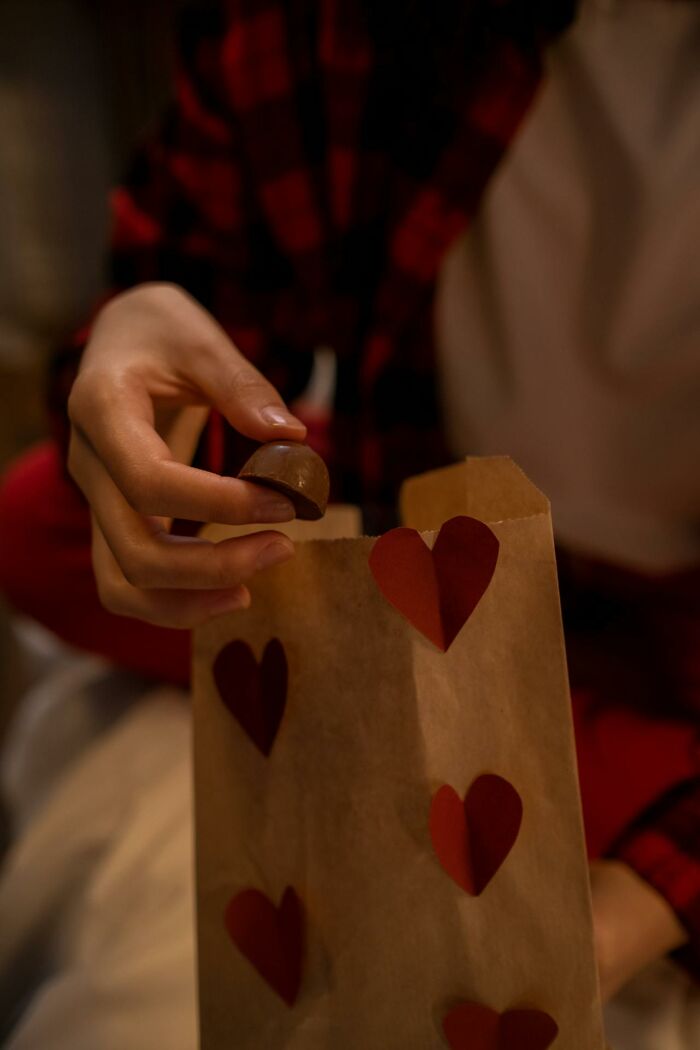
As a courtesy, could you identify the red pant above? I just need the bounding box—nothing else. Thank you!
[2,441,699,974]
[0,442,190,685]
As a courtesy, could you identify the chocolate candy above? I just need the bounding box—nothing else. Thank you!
[238,441,330,520]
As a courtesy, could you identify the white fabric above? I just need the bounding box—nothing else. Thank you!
[0,686,196,1050]
[1,623,147,834]
[606,961,700,1050]
[436,0,700,570]
[0,661,699,1048]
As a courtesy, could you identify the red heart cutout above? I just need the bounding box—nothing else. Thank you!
[224,887,304,1006]
[369,516,499,651]
[213,638,287,756]
[443,1002,558,1050]
[430,775,523,895]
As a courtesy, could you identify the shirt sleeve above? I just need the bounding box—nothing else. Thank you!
[611,778,700,982]
[563,552,700,982]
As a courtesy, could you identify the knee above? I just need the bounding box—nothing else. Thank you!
[0,441,90,612]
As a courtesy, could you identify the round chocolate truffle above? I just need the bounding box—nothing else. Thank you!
[238,441,330,520]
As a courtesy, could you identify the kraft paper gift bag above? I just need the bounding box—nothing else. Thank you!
[193,457,605,1049]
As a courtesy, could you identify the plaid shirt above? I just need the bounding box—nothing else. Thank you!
[48,0,699,975]
[53,0,571,511]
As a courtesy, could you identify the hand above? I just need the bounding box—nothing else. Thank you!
[68,282,307,627]
[590,859,687,1002]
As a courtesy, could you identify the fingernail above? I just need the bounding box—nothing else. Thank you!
[252,497,295,523]
[210,587,250,615]
[260,405,305,430]
[256,539,294,571]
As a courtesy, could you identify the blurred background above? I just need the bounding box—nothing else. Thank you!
[0,4,698,1045]
[0,0,178,469]
[0,0,178,754]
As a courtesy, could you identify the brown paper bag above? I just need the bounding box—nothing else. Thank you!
[193,457,605,1049]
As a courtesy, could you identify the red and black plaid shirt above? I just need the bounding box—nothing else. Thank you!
[53,0,571,512]
[49,0,699,976]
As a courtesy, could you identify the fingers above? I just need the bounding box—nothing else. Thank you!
[97,282,307,443]
[90,497,293,628]
[76,432,295,626]
[67,285,308,628]
[92,522,254,628]
[77,281,306,450]
[194,339,308,445]
[69,399,296,526]
[117,585,252,629]
[80,436,292,584]
[68,285,308,528]
[98,510,295,593]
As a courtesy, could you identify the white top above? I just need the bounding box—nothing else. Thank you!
[435,0,700,570]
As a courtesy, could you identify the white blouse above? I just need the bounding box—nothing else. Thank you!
[435,0,700,570]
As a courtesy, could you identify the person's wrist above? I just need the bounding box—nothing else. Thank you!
[590,859,687,1001]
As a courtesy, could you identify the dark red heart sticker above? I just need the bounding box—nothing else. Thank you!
[430,775,523,895]
[368,515,499,651]
[443,1002,558,1050]
[224,887,304,1007]
[213,637,287,756]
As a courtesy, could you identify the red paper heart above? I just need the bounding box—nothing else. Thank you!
[430,775,523,895]
[213,638,287,756]
[443,1002,558,1050]
[368,515,499,651]
[224,887,304,1006]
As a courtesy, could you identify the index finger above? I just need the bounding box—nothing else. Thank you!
[194,343,309,444]
[70,392,296,525]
